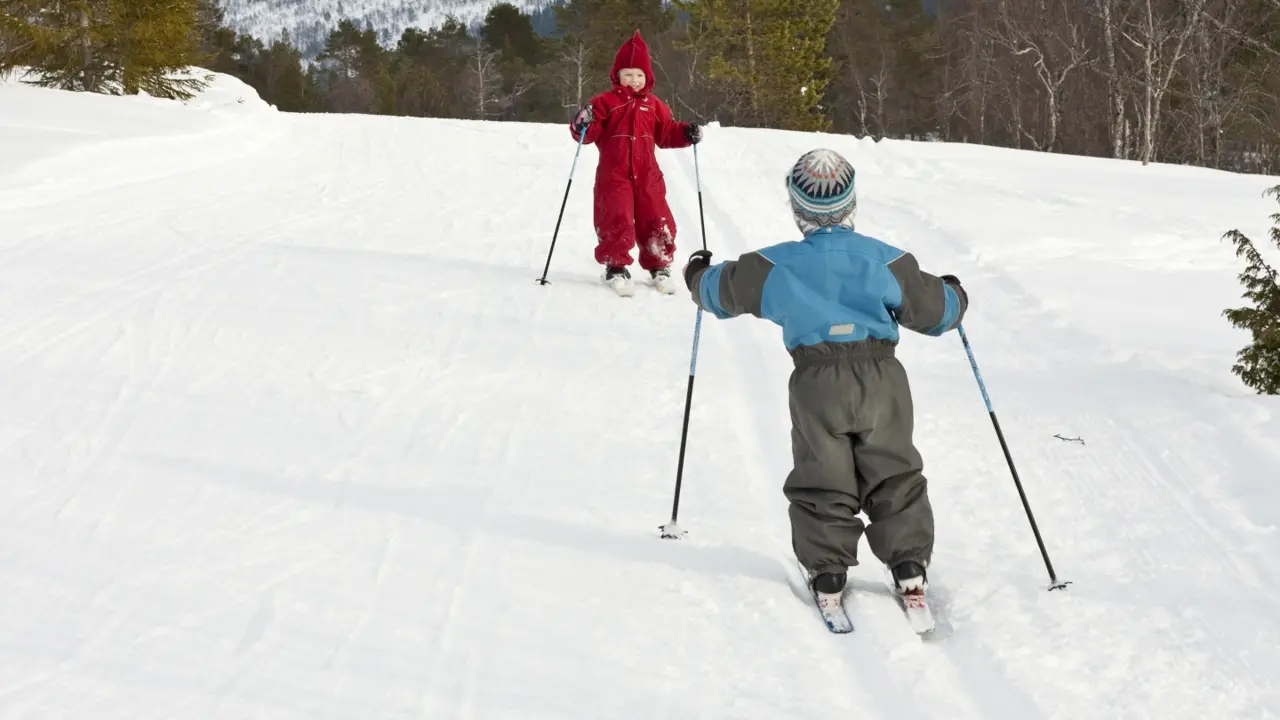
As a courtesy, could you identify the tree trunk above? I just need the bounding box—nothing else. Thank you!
[80,7,94,91]
[744,2,759,117]
[1132,0,1206,165]
[475,45,486,119]
[1097,0,1126,159]
[574,42,584,108]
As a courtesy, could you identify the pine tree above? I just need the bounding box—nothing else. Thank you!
[766,0,838,130]
[1223,184,1280,395]
[316,19,385,113]
[825,0,941,139]
[675,0,837,131]
[256,36,310,111]
[482,2,542,66]
[1,0,115,92]
[393,61,448,117]
[1,3,31,75]
[554,0,672,84]
[2,0,207,98]
[108,0,208,98]
[419,18,477,118]
[318,19,381,79]
[480,4,549,120]
[193,0,227,61]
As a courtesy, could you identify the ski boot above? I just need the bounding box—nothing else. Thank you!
[808,570,852,632]
[650,266,677,295]
[892,561,928,594]
[891,560,935,633]
[811,571,846,595]
[604,265,634,297]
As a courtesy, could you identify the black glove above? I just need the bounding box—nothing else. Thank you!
[683,249,713,289]
[685,122,702,145]
[940,274,968,304]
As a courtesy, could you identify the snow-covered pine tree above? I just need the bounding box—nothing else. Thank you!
[1223,184,1280,395]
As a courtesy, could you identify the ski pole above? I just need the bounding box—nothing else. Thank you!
[660,142,709,540]
[958,323,1069,591]
[536,120,588,286]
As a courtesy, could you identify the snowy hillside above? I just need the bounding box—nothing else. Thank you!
[219,0,559,57]
[2,72,1280,719]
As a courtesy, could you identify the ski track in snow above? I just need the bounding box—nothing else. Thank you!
[2,75,1280,719]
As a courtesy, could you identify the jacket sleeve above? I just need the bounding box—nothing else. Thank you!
[654,99,692,149]
[687,251,775,319]
[569,95,608,145]
[886,252,967,336]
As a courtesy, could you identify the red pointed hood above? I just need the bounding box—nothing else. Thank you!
[610,30,654,93]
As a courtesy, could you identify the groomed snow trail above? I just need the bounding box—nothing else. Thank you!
[2,75,1279,719]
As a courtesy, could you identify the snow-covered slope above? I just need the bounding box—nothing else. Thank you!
[2,72,1279,719]
[219,0,558,57]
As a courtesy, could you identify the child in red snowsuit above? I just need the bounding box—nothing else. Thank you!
[570,30,702,295]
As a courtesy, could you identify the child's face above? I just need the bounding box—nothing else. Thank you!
[618,68,645,91]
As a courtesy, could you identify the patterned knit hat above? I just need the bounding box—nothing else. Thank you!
[786,149,856,234]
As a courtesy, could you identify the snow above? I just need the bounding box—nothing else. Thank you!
[217,0,557,58]
[2,72,1280,719]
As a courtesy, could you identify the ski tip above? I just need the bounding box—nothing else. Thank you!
[820,608,855,634]
[911,618,937,635]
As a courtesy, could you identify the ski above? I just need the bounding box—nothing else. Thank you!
[795,561,853,633]
[884,571,935,635]
[600,266,677,296]
[813,587,854,634]
[603,279,676,297]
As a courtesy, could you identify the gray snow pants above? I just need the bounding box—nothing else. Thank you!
[784,340,934,576]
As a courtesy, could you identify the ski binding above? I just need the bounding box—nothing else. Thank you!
[898,587,935,635]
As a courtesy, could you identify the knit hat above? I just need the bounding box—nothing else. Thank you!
[611,30,654,93]
[786,149,856,234]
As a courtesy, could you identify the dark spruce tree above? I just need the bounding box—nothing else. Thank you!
[1223,184,1280,395]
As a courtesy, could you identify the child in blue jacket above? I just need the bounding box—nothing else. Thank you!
[681,148,968,606]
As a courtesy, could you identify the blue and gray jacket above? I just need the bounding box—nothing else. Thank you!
[687,226,967,365]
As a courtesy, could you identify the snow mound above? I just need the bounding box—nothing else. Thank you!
[0,69,282,208]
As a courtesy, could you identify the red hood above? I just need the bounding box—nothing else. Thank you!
[610,30,654,93]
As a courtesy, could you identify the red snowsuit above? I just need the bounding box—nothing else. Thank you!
[570,31,694,272]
